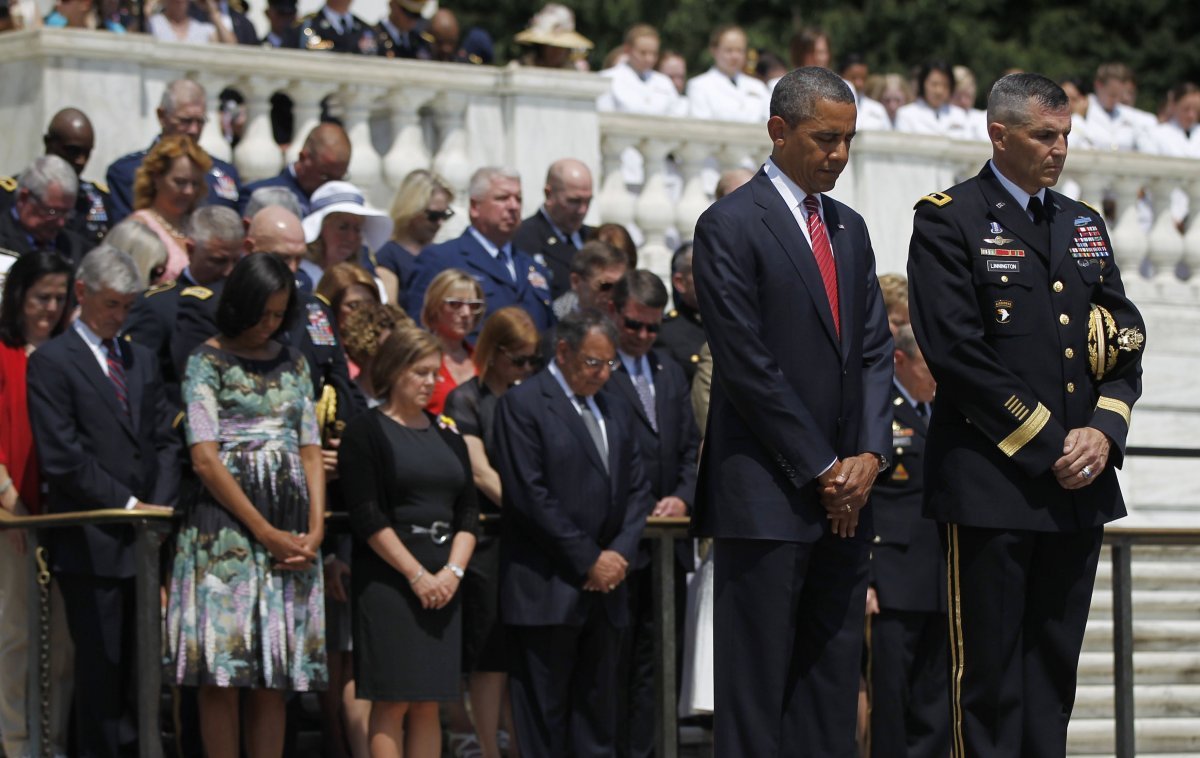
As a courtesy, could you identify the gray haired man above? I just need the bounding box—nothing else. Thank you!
[28,244,179,758]
[0,155,89,264]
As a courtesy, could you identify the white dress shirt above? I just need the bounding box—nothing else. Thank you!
[894,99,970,138]
[686,67,770,123]
[74,320,139,510]
[763,158,827,251]
[548,359,608,451]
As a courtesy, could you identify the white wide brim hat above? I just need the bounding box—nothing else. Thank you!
[302,181,394,253]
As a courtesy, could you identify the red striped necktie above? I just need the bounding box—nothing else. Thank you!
[101,338,129,415]
[802,195,840,337]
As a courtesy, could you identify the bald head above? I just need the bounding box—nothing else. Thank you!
[715,168,755,199]
[544,159,593,235]
[295,123,351,195]
[430,9,461,60]
[44,108,95,177]
[247,206,307,272]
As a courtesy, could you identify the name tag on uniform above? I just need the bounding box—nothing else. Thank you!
[987,260,1020,273]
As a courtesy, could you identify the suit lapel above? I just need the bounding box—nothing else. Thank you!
[542,373,609,477]
[754,177,841,351]
[66,331,134,437]
[612,365,652,430]
[462,232,515,287]
[123,344,143,434]
[977,164,1050,261]
[596,393,620,495]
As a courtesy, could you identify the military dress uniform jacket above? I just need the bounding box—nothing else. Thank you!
[654,300,705,383]
[374,18,433,59]
[0,174,111,245]
[123,272,201,408]
[511,211,596,300]
[0,206,90,265]
[239,166,310,216]
[907,163,1145,533]
[869,385,944,614]
[106,140,242,224]
[298,9,379,54]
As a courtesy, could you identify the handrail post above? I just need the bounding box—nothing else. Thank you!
[135,520,165,758]
[1111,536,1136,758]
[652,531,678,758]
[26,530,48,758]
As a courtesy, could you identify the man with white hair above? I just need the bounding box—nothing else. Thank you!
[0,154,90,264]
[407,165,555,333]
[28,245,179,758]
[105,78,243,223]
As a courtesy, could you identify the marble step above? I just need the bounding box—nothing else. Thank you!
[1094,561,1200,592]
[1088,590,1200,620]
[1073,683,1200,718]
[1081,619,1200,652]
[1077,650,1200,685]
[1067,716,1200,754]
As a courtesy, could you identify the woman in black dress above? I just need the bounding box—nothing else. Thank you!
[443,306,540,758]
[339,326,478,758]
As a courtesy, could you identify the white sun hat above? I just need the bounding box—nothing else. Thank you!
[302,181,394,253]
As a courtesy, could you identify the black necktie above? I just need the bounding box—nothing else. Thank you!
[1027,195,1046,225]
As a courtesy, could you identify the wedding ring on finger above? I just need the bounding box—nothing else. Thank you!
[1081,465,1093,479]
[843,504,852,513]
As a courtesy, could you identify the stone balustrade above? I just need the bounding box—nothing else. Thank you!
[2,28,1198,523]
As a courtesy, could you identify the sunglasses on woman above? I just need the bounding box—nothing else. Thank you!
[500,347,543,368]
[426,208,455,223]
[443,298,484,313]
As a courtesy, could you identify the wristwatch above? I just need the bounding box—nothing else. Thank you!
[875,453,889,474]
[444,562,465,579]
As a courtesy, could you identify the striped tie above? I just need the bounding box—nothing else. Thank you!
[101,338,129,415]
[803,195,840,337]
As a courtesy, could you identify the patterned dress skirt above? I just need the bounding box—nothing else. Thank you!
[166,447,327,691]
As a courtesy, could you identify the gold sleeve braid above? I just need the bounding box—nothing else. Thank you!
[997,403,1051,457]
[1096,397,1131,426]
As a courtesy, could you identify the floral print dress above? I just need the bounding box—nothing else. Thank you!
[166,343,327,691]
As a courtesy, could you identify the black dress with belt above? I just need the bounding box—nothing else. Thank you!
[339,408,479,701]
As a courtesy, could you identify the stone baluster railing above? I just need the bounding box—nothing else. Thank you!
[381,86,435,194]
[430,91,472,238]
[1182,177,1200,289]
[634,137,681,280]
[233,75,286,183]
[284,81,328,166]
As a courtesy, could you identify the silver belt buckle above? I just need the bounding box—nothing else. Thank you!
[412,521,451,544]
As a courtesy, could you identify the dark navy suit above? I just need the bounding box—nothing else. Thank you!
[692,166,894,756]
[867,384,948,758]
[511,209,596,299]
[606,351,698,758]
[494,367,655,758]
[405,228,555,336]
[27,327,179,757]
[238,165,309,217]
[105,139,242,224]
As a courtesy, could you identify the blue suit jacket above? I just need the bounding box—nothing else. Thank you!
[493,368,655,627]
[105,138,243,224]
[404,229,555,335]
[27,329,180,577]
[239,167,309,217]
[691,168,894,543]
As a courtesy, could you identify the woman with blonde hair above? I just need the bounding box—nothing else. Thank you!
[301,181,392,291]
[421,268,485,415]
[376,170,456,304]
[103,218,169,288]
[443,306,540,758]
[131,134,212,282]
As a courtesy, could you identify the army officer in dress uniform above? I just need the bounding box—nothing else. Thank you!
[298,0,377,54]
[907,72,1145,758]
[866,324,948,758]
[654,243,705,383]
[0,108,111,246]
[374,0,432,59]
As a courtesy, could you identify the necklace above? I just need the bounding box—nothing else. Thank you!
[149,210,188,243]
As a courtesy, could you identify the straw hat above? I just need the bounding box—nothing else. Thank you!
[514,3,593,50]
[302,181,393,253]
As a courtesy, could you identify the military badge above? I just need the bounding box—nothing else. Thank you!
[890,463,909,481]
[210,168,239,201]
[994,299,1014,324]
[305,302,337,346]
[527,269,548,291]
[983,235,1013,245]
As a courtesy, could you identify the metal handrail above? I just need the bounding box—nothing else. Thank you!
[3,508,1197,758]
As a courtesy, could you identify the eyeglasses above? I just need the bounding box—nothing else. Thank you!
[426,208,455,223]
[500,347,543,368]
[444,298,484,313]
[623,317,660,334]
[26,193,74,221]
[593,280,617,293]
[581,355,619,371]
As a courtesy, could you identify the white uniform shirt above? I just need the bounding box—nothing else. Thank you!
[963,107,990,142]
[598,63,688,117]
[893,99,970,138]
[686,67,770,123]
[1081,94,1144,152]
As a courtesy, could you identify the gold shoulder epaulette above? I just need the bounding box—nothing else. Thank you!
[666,309,679,319]
[313,292,331,307]
[0,176,16,193]
[145,280,177,297]
[914,191,953,209]
[92,179,109,194]
[419,30,434,43]
[1080,200,1101,215]
[180,286,214,300]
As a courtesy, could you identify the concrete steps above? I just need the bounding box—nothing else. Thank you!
[1067,544,1200,755]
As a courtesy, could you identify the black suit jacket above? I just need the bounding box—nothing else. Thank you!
[27,329,179,578]
[908,164,1144,532]
[494,368,655,628]
[868,385,944,613]
[691,168,894,543]
[511,210,596,299]
[606,351,699,570]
